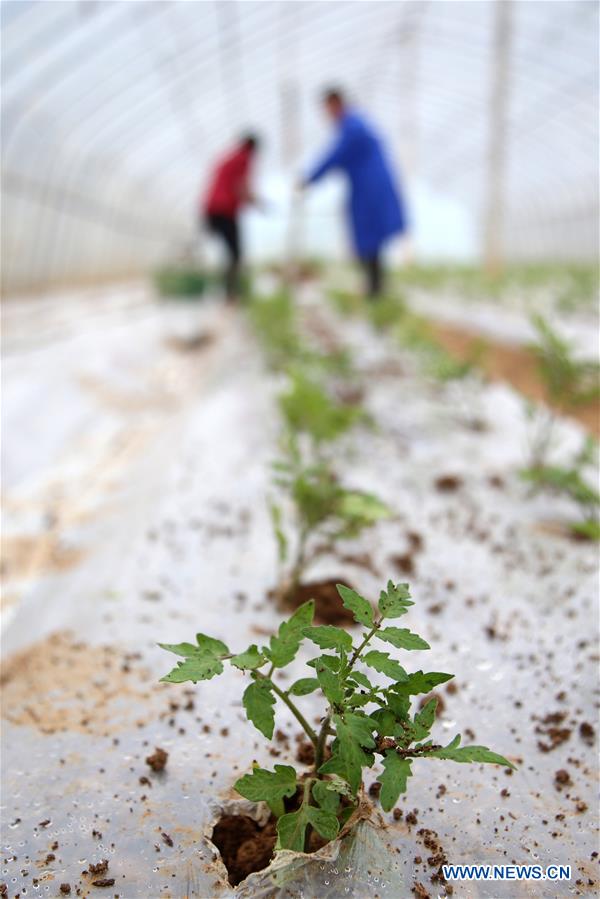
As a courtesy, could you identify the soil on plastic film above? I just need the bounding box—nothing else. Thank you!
[280,577,359,626]
[430,320,600,436]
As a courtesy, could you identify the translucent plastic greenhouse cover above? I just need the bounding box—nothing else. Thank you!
[1,0,599,292]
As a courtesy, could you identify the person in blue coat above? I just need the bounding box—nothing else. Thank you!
[301,87,407,297]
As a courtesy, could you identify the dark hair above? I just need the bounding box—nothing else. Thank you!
[322,87,345,104]
[241,133,260,151]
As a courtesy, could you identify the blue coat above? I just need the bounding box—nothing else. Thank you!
[306,110,407,259]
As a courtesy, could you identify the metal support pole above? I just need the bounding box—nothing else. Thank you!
[484,0,512,274]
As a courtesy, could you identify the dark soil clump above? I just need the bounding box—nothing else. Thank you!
[146,747,168,772]
[285,578,360,626]
[434,475,463,492]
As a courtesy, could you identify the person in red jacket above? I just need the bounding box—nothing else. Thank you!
[203,133,260,302]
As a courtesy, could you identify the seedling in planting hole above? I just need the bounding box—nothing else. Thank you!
[158,581,515,854]
[249,292,353,378]
[270,438,390,599]
[279,369,363,448]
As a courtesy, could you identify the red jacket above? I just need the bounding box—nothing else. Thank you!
[203,146,253,218]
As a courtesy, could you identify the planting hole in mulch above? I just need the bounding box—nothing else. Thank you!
[211,788,334,886]
[211,813,278,887]
[287,577,360,626]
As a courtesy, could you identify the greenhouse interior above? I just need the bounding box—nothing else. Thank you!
[1,1,599,898]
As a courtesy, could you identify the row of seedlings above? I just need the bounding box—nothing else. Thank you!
[155,289,516,888]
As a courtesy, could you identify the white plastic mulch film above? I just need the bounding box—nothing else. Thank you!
[1,280,598,897]
[1,0,599,293]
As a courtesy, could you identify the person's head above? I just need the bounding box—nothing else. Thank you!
[322,87,346,122]
[240,133,260,154]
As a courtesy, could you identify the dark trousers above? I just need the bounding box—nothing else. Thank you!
[362,254,383,298]
[205,213,241,299]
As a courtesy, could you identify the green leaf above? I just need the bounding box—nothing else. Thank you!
[336,584,374,628]
[412,697,438,740]
[343,711,376,748]
[378,581,414,619]
[158,642,200,657]
[267,600,315,667]
[347,671,373,690]
[332,714,374,792]
[195,633,229,655]
[303,625,353,652]
[430,737,516,769]
[386,692,411,720]
[243,680,276,739]
[276,807,308,852]
[316,663,344,706]
[158,632,230,682]
[377,752,413,812]
[160,654,224,684]
[275,803,340,851]
[312,779,340,814]
[377,627,430,651]
[363,650,408,681]
[307,654,340,672]
[230,644,266,670]
[306,806,340,842]
[288,677,320,696]
[392,670,454,696]
[370,708,397,736]
[234,764,297,803]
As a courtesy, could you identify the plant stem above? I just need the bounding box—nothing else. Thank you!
[314,714,331,775]
[347,621,380,672]
[254,671,318,746]
[288,526,309,597]
[302,777,315,853]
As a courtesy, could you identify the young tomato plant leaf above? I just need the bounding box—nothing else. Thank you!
[376,627,430,651]
[303,625,353,652]
[430,737,516,769]
[341,712,376,748]
[159,654,225,684]
[230,645,266,670]
[336,584,374,628]
[275,808,309,852]
[234,765,297,803]
[377,752,413,812]
[312,779,340,814]
[157,642,200,657]
[276,804,340,851]
[330,715,374,792]
[158,632,230,683]
[266,600,315,668]
[378,581,414,619]
[316,663,345,706]
[363,650,408,681]
[307,654,340,672]
[370,708,397,736]
[243,680,276,739]
[391,670,454,696]
[412,697,438,740]
[306,806,340,842]
[288,677,320,696]
[195,633,230,655]
[347,671,373,690]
